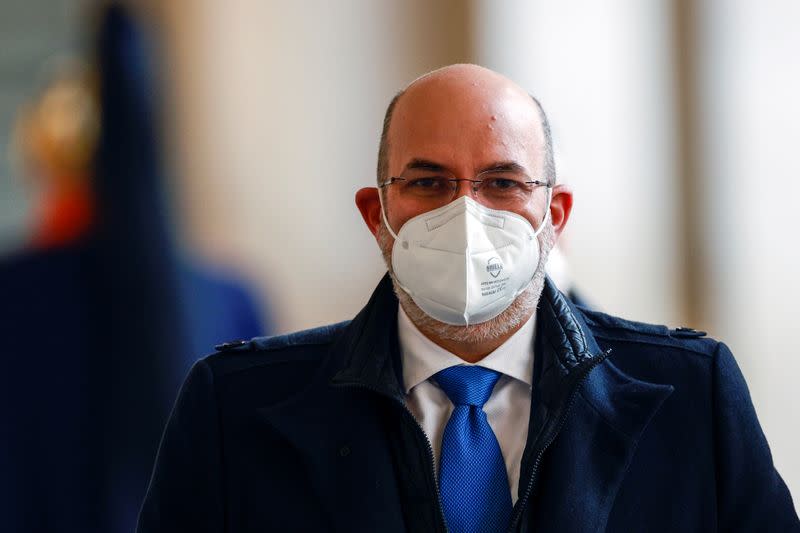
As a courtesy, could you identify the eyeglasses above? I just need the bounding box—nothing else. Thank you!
[379,167,551,209]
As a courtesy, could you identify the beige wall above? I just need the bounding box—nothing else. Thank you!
[696,0,800,507]
[471,0,682,327]
[162,0,469,330]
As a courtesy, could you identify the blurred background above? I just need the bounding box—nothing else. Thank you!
[1,0,798,530]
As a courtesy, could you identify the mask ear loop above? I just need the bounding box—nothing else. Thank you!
[378,187,400,240]
[509,185,553,304]
[378,187,416,299]
[532,186,553,238]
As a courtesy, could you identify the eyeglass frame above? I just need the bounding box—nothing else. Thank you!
[376,167,554,238]
[378,169,553,203]
[379,175,552,190]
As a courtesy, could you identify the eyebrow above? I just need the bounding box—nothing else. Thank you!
[404,158,448,172]
[402,158,529,175]
[478,161,528,174]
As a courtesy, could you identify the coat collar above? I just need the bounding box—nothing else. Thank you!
[326,273,404,397]
[326,273,607,405]
[258,274,674,532]
[517,280,675,531]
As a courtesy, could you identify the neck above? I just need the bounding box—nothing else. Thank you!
[412,309,534,364]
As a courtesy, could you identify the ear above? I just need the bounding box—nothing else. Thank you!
[548,184,573,237]
[355,187,383,238]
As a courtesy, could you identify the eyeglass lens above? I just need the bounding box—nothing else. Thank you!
[390,168,544,209]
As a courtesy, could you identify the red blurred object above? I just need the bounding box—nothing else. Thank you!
[30,178,94,248]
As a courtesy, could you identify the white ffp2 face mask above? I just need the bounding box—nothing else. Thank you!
[381,193,551,326]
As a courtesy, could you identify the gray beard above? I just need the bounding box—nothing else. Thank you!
[377,218,556,344]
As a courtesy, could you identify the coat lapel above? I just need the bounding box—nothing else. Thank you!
[256,275,407,533]
[256,376,407,533]
[529,357,674,533]
[525,282,674,532]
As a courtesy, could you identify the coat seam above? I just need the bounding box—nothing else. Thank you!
[591,334,714,358]
[212,353,326,379]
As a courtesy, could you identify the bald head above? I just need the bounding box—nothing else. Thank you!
[376,64,555,187]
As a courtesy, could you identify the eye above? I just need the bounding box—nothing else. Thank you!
[483,177,522,190]
[407,176,448,189]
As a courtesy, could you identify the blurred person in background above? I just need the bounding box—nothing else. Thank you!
[139,64,799,532]
[0,4,268,532]
[11,60,98,250]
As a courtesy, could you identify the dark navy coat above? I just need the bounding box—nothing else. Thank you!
[138,275,799,532]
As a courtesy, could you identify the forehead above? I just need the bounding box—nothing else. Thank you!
[387,74,544,174]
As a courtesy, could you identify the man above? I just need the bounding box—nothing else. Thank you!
[138,65,799,532]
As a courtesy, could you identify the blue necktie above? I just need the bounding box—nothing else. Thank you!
[435,365,513,533]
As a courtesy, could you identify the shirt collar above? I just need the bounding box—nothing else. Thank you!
[397,304,536,394]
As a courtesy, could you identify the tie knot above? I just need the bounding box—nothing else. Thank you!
[434,365,502,407]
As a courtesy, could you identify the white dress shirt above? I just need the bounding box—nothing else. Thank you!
[397,305,535,504]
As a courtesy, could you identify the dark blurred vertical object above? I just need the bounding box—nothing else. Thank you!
[0,3,268,532]
[90,4,187,530]
[0,245,98,531]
